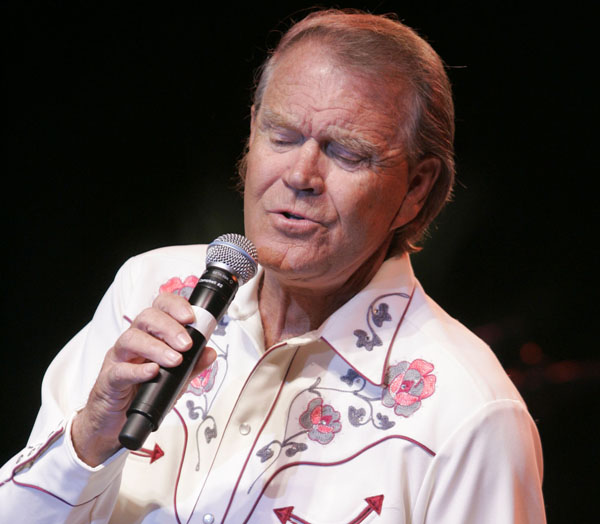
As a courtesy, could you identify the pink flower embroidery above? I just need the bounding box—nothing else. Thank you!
[187,361,218,396]
[159,275,199,299]
[382,359,436,417]
[299,398,342,444]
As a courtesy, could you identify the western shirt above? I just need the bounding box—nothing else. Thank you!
[0,245,546,523]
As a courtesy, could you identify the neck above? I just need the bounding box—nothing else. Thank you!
[258,243,393,349]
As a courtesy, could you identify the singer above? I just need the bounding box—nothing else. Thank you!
[0,9,545,523]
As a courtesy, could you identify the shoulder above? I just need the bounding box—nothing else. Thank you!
[119,244,207,283]
[400,282,523,406]
[125,244,208,270]
[109,244,209,317]
[385,282,540,457]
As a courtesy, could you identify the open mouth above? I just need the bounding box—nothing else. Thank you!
[282,212,305,220]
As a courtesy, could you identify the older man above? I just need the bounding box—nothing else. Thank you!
[0,9,545,523]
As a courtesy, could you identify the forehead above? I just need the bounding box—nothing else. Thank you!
[259,42,406,147]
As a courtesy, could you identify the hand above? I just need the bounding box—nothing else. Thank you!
[71,293,217,466]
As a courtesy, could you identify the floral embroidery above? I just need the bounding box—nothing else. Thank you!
[184,343,230,464]
[204,425,217,443]
[254,393,342,469]
[340,371,396,430]
[353,293,410,351]
[299,398,342,445]
[340,368,360,386]
[353,329,382,352]
[184,351,226,461]
[256,441,308,464]
[158,275,232,467]
[382,359,436,417]
[250,358,435,493]
[251,379,336,490]
[186,361,221,444]
[159,275,198,299]
[187,361,218,396]
[372,303,392,327]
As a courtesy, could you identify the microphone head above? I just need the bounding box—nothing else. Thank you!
[206,233,258,285]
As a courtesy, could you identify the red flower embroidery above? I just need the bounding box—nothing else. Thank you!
[382,359,436,417]
[159,276,198,298]
[187,361,218,396]
[299,398,342,444]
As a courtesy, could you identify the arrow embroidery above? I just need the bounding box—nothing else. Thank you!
[274,495,384,523]
[131,443,164,464]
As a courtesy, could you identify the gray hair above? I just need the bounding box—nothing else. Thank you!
[240,9,455,254]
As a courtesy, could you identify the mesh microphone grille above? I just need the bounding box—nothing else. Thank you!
[206,234,258,285]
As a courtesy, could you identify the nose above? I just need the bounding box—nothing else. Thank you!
[283,139,325,194]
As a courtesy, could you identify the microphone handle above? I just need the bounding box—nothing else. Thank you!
[118,266,238,450]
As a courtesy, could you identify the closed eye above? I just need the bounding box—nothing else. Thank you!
[269,130,303,149]
[272,137,296,146]
[325,142,370,170]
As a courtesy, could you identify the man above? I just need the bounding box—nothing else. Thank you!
[0,9,545,523]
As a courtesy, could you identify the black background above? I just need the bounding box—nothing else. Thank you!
[2,2,596,521]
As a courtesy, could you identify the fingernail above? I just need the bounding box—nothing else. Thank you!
[167,350,182,364]
[144,363,158,376]
[176,333,191,349]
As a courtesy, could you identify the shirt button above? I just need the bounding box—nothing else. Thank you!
[239,422,251,435]
[203,513,214,524]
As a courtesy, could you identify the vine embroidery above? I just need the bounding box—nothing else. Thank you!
[160,275,231,470]
[183,342,229,469]
[250,360,436,492]
[353,293,410,351]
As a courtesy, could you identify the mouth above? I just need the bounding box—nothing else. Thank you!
[281,211,305,220]
[268,208,322,230]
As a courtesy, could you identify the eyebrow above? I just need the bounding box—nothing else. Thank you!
[259,107,380,159]
[259,108,295,130]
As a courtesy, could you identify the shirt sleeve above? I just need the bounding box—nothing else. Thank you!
[0,257,138,523]
[412,399,546,523]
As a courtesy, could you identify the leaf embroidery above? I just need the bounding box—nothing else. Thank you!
[353,293,410,351]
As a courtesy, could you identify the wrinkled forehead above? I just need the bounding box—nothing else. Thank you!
[263,40,411,122]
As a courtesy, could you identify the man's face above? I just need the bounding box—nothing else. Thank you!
[244,41,432,291]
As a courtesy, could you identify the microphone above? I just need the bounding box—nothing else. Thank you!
[118,233,258,450]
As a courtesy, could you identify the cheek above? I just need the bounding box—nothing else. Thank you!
[364,178,407,221]
[334,182,389,224]
[244,141,284,198]
[243,147,282,238]
[333,181,405,247]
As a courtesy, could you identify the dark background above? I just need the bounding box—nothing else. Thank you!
[2,2,595,521]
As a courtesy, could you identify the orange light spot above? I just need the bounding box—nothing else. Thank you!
[520,342,543,365]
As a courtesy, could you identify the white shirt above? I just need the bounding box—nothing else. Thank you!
[0,245,546,523]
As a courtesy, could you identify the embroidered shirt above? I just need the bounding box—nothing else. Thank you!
[0,245,546,523]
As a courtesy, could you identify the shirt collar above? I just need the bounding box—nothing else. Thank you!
[229,254,416,385]
[318,254,416,386]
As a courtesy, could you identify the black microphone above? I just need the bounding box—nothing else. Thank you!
[118,234,258,450]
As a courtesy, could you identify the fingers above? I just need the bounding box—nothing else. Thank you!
[195,346,217,374]
[105,359,159,390]
[131,294,195,351]
[114,327,185,369]
[112,293,195,366]
[152,292,196,325]
[74,294,216,465]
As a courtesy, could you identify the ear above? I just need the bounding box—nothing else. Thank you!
[390,156,441,230]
